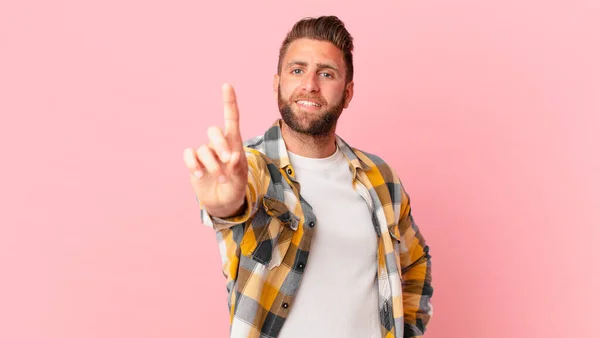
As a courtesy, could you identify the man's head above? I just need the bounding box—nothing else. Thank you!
[274,16,355,137]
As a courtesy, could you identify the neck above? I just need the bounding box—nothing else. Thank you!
[281,122,337,158]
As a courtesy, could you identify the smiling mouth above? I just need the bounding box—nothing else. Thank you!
[295,100,322,108]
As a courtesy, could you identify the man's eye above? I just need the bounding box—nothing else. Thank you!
[292,69,303,74]
[320,72,332,78]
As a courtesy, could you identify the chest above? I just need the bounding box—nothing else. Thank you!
[293,166,378,258]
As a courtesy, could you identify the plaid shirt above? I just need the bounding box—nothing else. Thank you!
[199,119,433,338]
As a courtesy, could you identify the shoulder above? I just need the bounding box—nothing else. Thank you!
[353,147,400,184]
[355,148,388,167]
[336,134,391,172]
[244,134,265,151]
[242,134,274,170]
[350,146,409,214]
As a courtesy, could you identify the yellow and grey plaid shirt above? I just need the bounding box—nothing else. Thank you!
[200,119,433,338]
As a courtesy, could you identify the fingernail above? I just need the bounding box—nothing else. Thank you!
[194,170,204,178]
[221,151,231,163]
[218,175,227,183]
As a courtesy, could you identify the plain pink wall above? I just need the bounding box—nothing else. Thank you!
[1,0,598,337]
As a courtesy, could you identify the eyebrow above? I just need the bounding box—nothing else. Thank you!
[285,61,340,73]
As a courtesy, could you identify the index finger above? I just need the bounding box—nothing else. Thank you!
[222,83,240,138]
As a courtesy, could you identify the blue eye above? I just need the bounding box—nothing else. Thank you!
[292,69,303,75]
[320,72,332,78]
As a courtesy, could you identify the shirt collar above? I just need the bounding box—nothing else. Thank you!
[262,119,372,173]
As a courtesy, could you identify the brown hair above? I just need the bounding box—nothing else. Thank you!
[277,16,354,84]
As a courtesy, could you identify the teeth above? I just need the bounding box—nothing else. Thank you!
[297,100,321,107]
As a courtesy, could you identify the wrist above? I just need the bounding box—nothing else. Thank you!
[206,198,246,219]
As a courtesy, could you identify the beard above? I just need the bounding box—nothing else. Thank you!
[278,86,346,137]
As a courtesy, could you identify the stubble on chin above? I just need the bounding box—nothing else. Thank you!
[278,91,345,137]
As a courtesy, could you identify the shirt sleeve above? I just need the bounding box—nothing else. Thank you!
[398,186,434,337]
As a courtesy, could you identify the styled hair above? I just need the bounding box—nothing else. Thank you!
[277,16,354,84]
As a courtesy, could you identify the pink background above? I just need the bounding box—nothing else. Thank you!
[1,0,599,337]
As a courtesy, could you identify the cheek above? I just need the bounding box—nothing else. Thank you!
[279,83,297,101]
[324,85,346,104]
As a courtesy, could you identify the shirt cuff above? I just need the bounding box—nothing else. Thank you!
[198,185,255,230]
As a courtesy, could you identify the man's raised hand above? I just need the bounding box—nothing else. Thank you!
[183,84,249,218]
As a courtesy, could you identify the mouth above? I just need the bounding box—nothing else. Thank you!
[295,100,323,109]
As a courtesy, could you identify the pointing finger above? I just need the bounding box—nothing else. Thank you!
[223,83,241,141]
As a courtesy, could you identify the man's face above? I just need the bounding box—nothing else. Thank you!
[275,38,354,137]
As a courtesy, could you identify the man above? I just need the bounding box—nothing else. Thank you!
[183,16,433,338]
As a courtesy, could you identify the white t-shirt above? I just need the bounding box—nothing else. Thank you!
[278,146,381,338]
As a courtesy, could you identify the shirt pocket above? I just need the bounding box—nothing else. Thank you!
[240,196,296,270]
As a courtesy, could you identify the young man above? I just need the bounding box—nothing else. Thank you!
[183,16,433,338]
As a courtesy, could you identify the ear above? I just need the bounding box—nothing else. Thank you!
[273,74,280,100]
[343,81,354,108]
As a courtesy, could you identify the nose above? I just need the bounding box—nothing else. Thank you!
[301,72,320,93]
